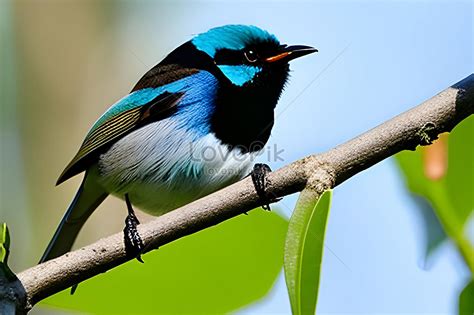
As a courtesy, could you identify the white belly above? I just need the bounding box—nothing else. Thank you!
[96,120,257,216]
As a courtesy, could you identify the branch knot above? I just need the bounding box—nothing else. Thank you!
[303,157,335,194]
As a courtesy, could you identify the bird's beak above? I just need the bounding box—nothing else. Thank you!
[265,45,318,63]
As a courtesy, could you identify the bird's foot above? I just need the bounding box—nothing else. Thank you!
[124,194,144,263]
[250,163,281,211]
[124,213,144,263]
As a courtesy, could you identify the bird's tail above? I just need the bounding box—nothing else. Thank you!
[39,171,108,263]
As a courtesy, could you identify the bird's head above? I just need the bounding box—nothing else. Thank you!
[161,25,316,93]
[191,25,317,89]
[192,25,316,87]
[132,25,317,152]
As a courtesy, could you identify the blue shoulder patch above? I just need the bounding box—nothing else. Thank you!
[192,24,279,57]
[89,71,219,137]
[171,71,219,136]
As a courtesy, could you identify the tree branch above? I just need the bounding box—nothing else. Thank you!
[6,74,473,313]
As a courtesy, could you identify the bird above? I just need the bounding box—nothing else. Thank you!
[40,24,317,264]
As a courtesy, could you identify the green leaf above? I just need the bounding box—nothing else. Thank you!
[0,223,10,264]
[396,144,446,262]
[284,189,332,315]
[445,115,474,224]
[395,115,474,268]
[41,210,288,314]
[459,280,474,315]
[0,223,15,280]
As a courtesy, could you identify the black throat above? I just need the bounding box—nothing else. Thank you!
[210,67,288,153]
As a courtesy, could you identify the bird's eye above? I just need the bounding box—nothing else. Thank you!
[244,50,258,63]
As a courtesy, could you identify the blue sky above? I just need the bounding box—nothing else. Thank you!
[112,1,473,313]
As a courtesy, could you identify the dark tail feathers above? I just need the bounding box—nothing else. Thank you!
[39,172,108,263]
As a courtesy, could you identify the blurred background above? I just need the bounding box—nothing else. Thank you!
[1,0,472,314]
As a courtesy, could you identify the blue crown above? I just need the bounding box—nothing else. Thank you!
[192,25,279,57]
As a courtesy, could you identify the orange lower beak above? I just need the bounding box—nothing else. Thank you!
[265,45,318,63]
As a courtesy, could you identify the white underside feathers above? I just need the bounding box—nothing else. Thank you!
[97,119,258,216]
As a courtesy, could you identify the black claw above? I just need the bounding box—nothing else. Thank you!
[250,163,280,211]
[124,194,145,263]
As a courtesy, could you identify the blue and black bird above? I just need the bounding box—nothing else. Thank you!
[40,24,317,263]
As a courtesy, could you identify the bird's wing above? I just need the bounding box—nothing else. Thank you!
[57,89,184,185]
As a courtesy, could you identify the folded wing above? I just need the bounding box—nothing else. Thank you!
[57,90,184,185]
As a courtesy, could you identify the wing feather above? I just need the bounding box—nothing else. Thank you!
[57,91,184,185]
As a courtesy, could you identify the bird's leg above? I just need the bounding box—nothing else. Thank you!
[250,163,281,211]
[124,194,144,263]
